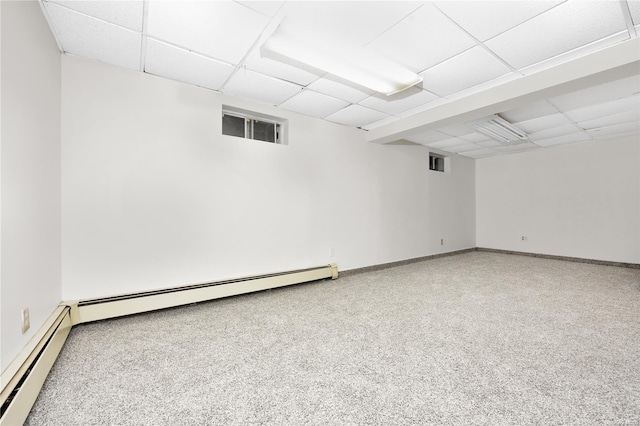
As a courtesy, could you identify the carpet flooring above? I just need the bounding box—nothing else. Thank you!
[26,252,640,425]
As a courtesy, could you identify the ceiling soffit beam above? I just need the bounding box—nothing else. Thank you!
[367,38,640,144]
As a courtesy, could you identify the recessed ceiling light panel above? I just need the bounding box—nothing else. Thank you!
[469,115,529,145]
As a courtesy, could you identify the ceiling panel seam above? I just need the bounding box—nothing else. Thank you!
[546,98,596,142]
[620,0,638,38]
[364,3,425,47]
[234,1,286,19]
[219,15,287,94]
[143,37,234,68]
[431,2,523,76]
[485,0,569,42]
[44,1,135,33]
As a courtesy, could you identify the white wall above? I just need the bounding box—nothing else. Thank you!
[61,55,476,300]
[476,135,640,263]
[1,1,62,373]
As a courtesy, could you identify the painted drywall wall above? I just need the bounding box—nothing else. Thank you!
[61,55,476,300]
[1,1,62,373]
[476,135,640,263]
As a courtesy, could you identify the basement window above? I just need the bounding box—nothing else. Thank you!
[429,153,446,172]
[222,106,286,144]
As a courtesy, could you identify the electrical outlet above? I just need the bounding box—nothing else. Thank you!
[329,247,335,257]
[22,307,30,334]
[521,236,527,241]
[440,239,444,246]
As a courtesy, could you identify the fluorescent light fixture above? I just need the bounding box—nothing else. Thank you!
[261,25,422,96]
[470,115,528,144]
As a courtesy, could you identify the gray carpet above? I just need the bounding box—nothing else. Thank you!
[26,252,640,425]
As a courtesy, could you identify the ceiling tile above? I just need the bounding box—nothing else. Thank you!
[279,90,349,119]
[533,131,591,147]
[385,139,423,146]
[586,121,640,140]
[474,140,503,148]
[325,105,390,128]
[44,2,141,70]
[434,1,563,42]
[528,124,583,141]
[420,46,511,97]
[549,75,640,112]
[147,1,269,64]
[485,0,628,69]
[278,2,421,47]
[437,123,475,137]
[359,87,439,116]
[308,78,373,104]
[629,0,640,26]
[459,148,499,158]
[448,143,482,153]
[223,69,302,105]
[405,130,450,146]
[244,48,321,86]
[436,147,463,155]
[237,1,285,18]
[514,113,573,134]
[492,142,541,153]
[445,72,521,101]
[500,101,560,123]
[578,109,640,130]
[362,115,401,131]
[367,3,476,73]
[564,94,640,123]
[426,137,469,149]
[144,39,235,91]
[49,0,144,31]
[458,132,492,143]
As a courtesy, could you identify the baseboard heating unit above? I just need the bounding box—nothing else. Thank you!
[1,306,72,425]
[0,263,338,425]
[71,263,339,325]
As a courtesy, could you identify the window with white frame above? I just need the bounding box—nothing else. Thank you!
[222,106,286,145]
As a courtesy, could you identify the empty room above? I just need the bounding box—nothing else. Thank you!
[1,0,639,424]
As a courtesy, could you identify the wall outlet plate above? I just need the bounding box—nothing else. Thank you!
[22,307,30,334]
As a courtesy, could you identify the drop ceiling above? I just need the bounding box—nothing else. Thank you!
[41,0,640,158]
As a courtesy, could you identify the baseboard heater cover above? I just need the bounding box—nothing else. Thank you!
[73,263,339,324]
[0,306,72,426]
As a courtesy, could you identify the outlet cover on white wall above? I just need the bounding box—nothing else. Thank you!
[21,308,30,334]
